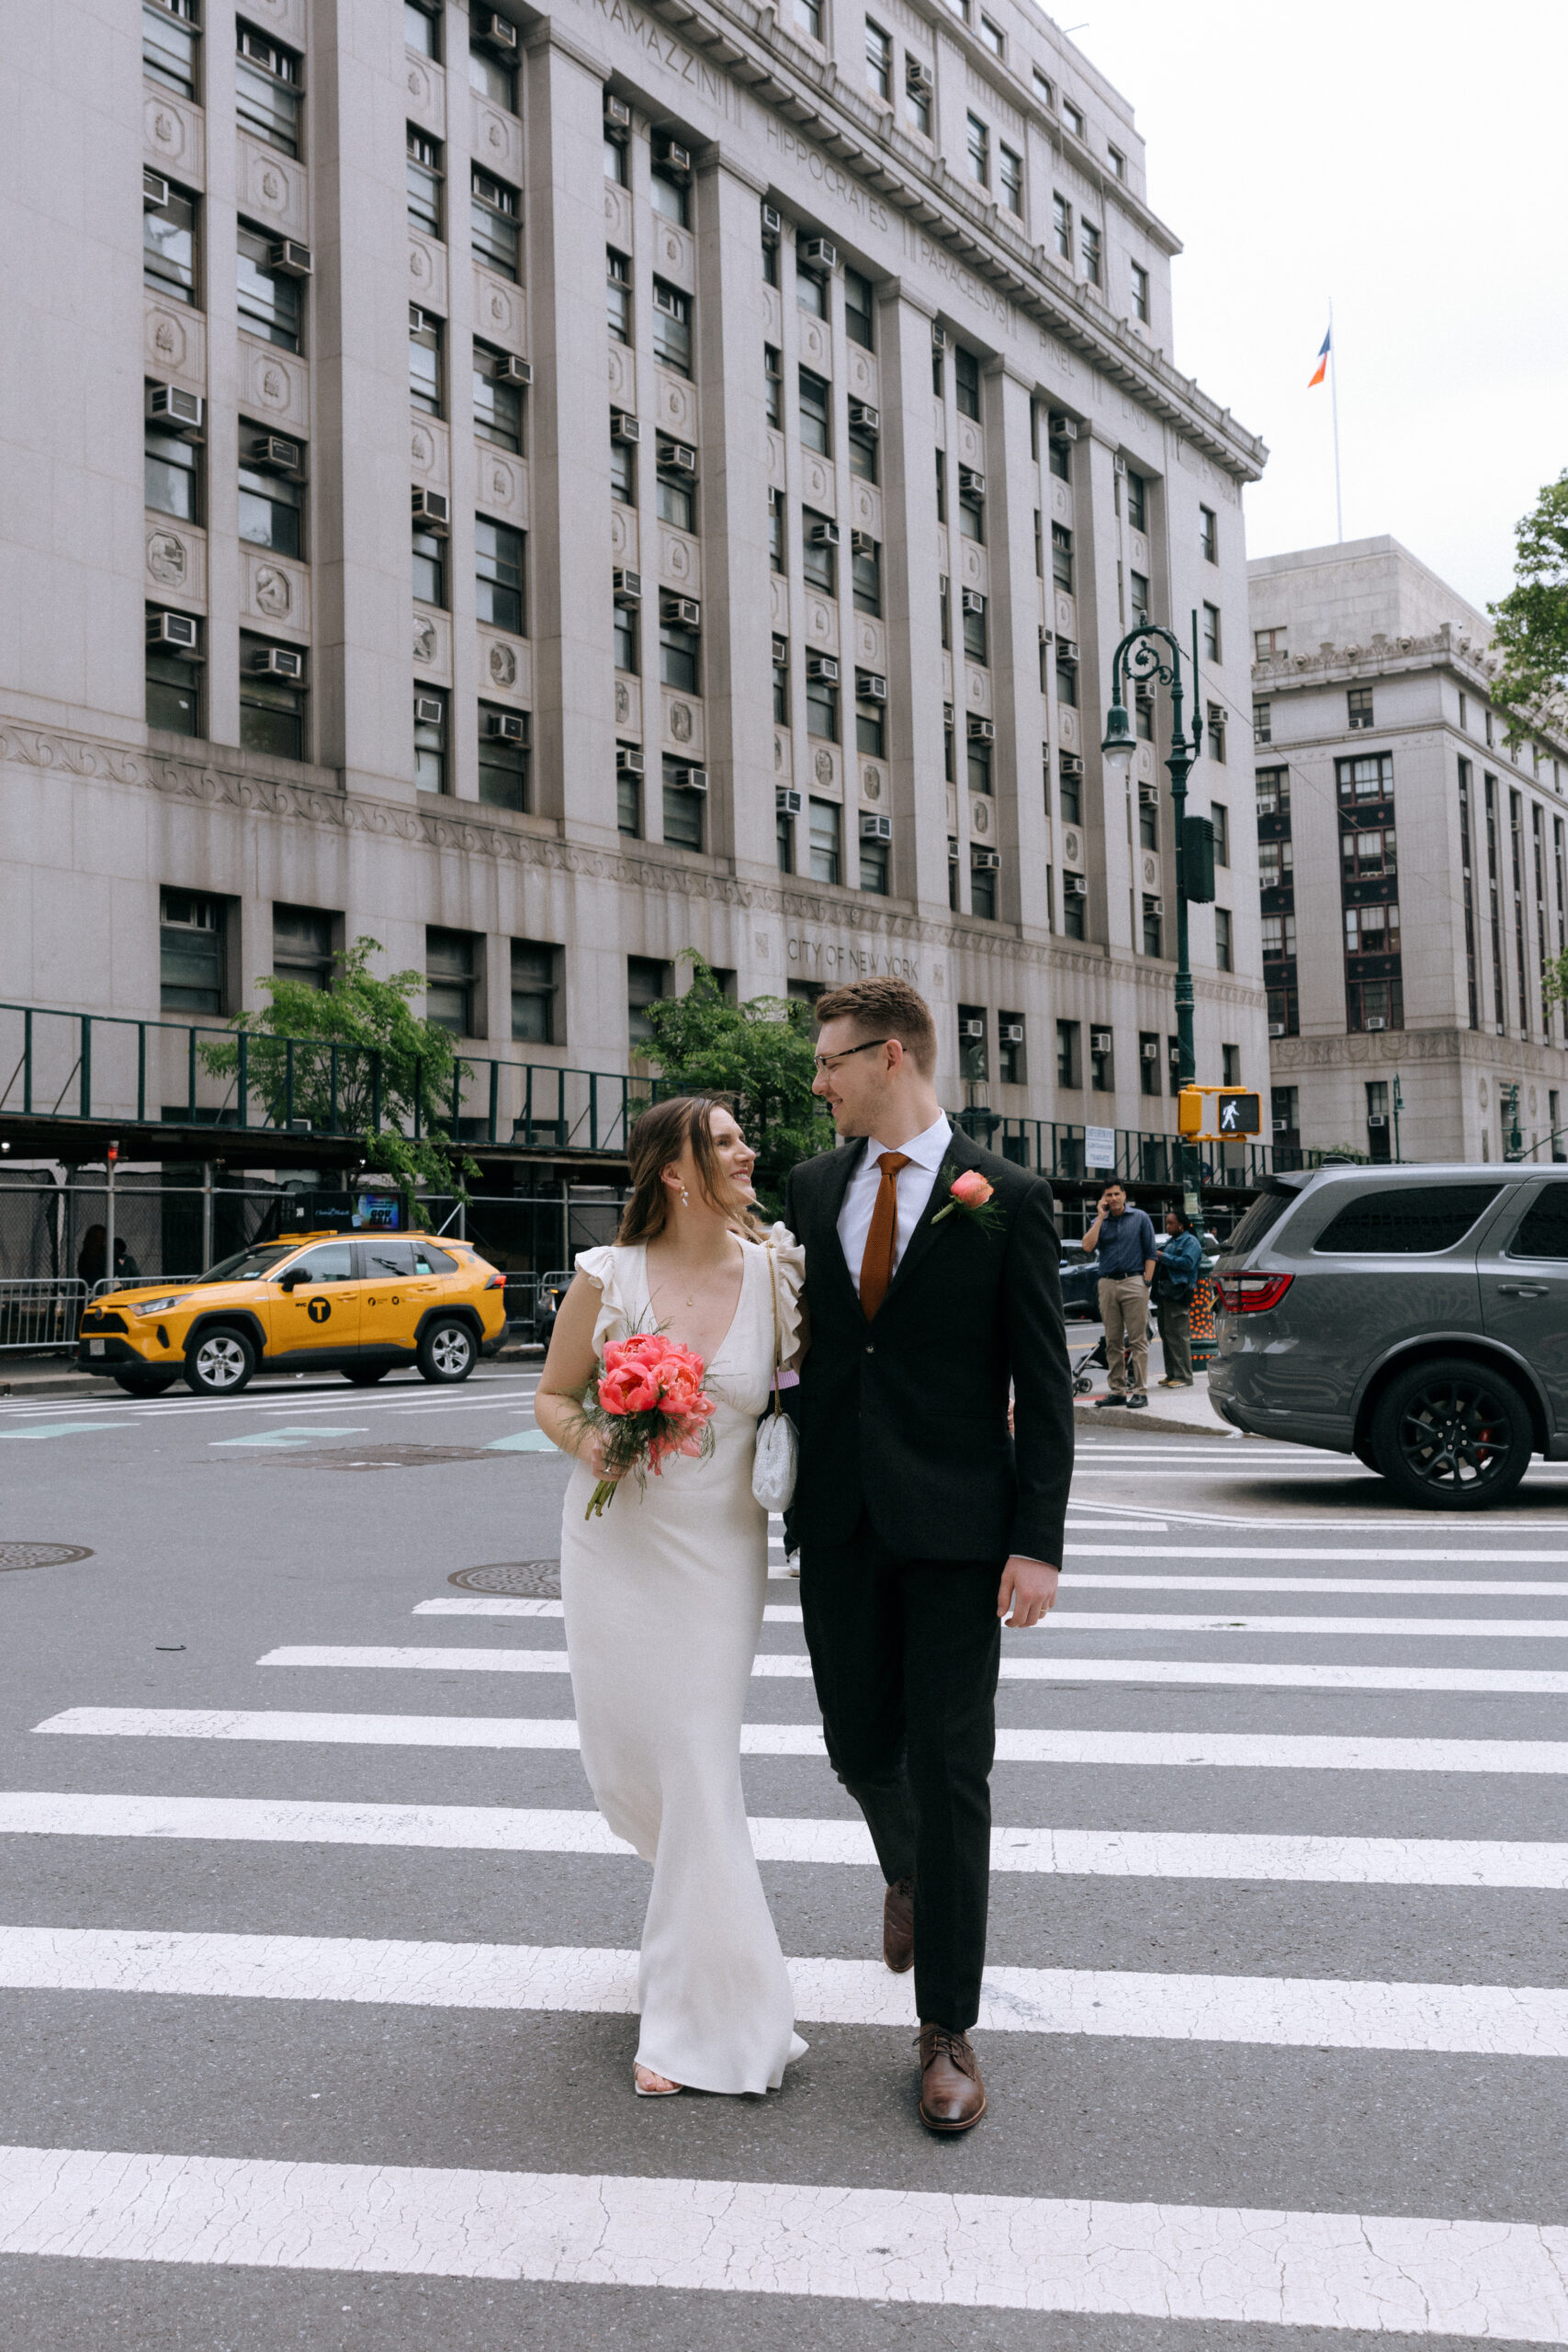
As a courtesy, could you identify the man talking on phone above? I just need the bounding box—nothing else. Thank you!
[1082,1181,1156,1408]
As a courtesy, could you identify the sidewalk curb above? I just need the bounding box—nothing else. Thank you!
[0,1372,101,1401]
[1073,1402,1235,1439]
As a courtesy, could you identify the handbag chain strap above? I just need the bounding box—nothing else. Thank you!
[765,1243,783,1417]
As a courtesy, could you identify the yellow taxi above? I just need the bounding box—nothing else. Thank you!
[76,1230,508,1398]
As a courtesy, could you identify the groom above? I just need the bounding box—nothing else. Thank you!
[784,977,1073,2133]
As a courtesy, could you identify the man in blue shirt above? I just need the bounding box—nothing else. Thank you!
[1082,1182,1156,1408]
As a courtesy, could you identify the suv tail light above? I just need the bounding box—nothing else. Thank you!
[1217,1272,1294,1315]
[484,1272,507,1289]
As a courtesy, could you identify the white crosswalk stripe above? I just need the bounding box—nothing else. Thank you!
[414,1596,1568,1636]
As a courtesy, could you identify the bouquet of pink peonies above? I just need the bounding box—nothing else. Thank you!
[578,1331,717,1518]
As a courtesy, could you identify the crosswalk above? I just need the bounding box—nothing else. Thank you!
[9,1478,1568,2336]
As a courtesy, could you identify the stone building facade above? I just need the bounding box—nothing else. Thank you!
[3,0,1268,1163]
[1250,537,1568,1166]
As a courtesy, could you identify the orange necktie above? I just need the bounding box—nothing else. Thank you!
[858,1151,912,1318]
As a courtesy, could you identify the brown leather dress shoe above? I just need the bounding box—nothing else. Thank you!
[882,1876,915,1973]
[917,2024,987,2133]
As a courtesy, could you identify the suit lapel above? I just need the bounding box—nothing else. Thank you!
[877,1125,975,1313]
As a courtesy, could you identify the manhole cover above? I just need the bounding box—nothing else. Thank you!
[449,1561,561,1597]
[280,1444,495,1471]
[0,1543,95,1573]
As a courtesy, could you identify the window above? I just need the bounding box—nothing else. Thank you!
[1130,261,1149,322]
[1348,684,1375,731]
[1109,145,1126,180]
[797,367,830,455]
[1138,1031,1160,1097]
[933,448,947,522]
[617,761,641,836]
[650,164,689,228]
[802,512,836,595]
[854,693,886,760]
[1346,976,1404,1033]
[1168,1035,1183,1097]
[795,250,827,317]
[1058,758,1080,825]
[475,516,525,635]
[273,905,336,991]
[978,14,1004,54]
[1138,788,1157,850]
[905,63,931,136]
[469,40,517,110]
[998,144,1023,217]
[761,213,778,286]
[1056,1019,1081,1089]
[1256,766,1290,820]
[1201,603,1221,661]
[1126,469,1146,531]
[1207,705,1226,764]
[808,797,841,885]
[1199,504,1216,563]
[238,438,302,559]
[146,614,200,737]
[1344,902,1402,956]
[145,180,197,308]
[1271,1085,1300,1142]
[1316,1184,1500,1257]
[145,413,200,523]
[962,594,987,664]
[161,889,225,1012]
[425,927,478,1035]
[406,127,444,238]
[1089,1029,1113,1091]
[773,643,789,720]
[510,942,558,1044]
[479,707,530,810]
[661,758,705,852]
[1051,523,1073,591]
[1129,571,1149,627]
[240,632,306,760]
[1055,653,1077,708]
[865,18,891,99]
[1258,839,1293,888]
[236,223,300,350]
[764,344,783,426]
[958,477,984,543]
[958,1007,988,1082]
[792,0,822,38]
[1255,625,1287,660]
[1253,699,1271,745]
[954,345,980,420]
[777,808,794,872]
[1080,220,1101,285]
[860,828,889,897]
[660,614,699,692]
[627,956,671,1047]
[1260,912,1297,959]
[1134,686,1154,744]
[404,0,439,57]
[1341,824,1396,880]
[412,686,447,792]
[992,1014,1023,1085]
[849,411,877,482]
[412,518,446,609]
[844,267,874,350]
[805,669,838,741]
[471,170,519,280]
[1222,1043,1241,1088]
[1032,66,1055,107]
[604,124,627,185]
[237,26,301,156]
[1064,97,1084,137]
[769,493,784,575]
[852,539,881,615]
[657,467,694,534]
[966,733,990,796]
[144,0,198,99]
[1484,707,1495,748]
[1213,906,1233,971]
[473,342,524,450]
[1337,751,1393,806]
[408,307,442,414]
[613,601,637,674]
[965,114,989,189]
[606,249,631,344]
[652,280,691,376]
[1052,192,1071,262]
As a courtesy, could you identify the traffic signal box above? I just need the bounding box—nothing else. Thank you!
[1178,1086,1262,1141]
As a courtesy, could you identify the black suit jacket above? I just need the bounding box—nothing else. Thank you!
[784,1125,1074,1565]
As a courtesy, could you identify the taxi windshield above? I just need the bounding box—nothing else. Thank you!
[197,1243,301,1285]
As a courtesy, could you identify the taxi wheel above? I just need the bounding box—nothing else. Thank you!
[417,1317,476,1385]
[184,1327,257,1396]
[112,1367,179,1397]
[344,1364,391,1385]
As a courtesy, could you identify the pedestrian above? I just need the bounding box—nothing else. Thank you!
[75,1225,107,1289]
[112,1237,141,1283]
[1082,1181,1156,1408]
[1152,1207,1202,1387]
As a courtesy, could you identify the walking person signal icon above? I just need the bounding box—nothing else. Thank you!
[1216,1091,1262,1137]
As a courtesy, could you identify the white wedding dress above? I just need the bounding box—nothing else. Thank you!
[559,1227,808,2094]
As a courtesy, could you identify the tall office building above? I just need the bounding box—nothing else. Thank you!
[1251,537,1568,1165]
[3,0,1267,1169]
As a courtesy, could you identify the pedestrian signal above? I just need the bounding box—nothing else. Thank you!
[1216,1089,1262,1137]
[1178,1088,1204,1138]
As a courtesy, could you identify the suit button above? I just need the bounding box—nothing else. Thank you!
[865,1344,874,1355]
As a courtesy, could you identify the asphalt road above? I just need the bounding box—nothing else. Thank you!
[2,1365,1568,2348]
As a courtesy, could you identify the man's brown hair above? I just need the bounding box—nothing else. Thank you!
[814,977,938,1078]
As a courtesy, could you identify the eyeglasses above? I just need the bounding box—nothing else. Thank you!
[812,1037,894,1076]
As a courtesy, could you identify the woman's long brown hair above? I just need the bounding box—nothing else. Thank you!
[615,1095,764,1246]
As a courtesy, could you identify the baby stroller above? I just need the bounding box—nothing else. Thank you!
[1070,1329,1135,1396]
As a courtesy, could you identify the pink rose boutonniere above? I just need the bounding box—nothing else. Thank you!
[930,1161,1004,1233]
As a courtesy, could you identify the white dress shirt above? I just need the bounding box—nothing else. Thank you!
[836,1114,953,1297]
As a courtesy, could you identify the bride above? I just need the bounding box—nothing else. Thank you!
[533,1094,807,2098]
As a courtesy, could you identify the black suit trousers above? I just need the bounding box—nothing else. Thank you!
[798,1520,1002,2033]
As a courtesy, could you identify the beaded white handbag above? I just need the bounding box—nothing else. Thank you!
[751,1244,798,1511]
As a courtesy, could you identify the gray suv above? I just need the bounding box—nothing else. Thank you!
[1208,1163,1568,1509]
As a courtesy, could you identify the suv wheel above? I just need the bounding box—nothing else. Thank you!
[418,1317,475,1385]
[1370,1356,1533,1510]
[185,1327,257,1396]
[112,1367,179,1398]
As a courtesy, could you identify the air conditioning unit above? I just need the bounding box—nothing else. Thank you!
[1143,895,1164,917]
[657,436,697,474]
[809,519,840,547]
[655,134,694,174]
[1272,1116,1291,1133]
[473,8,519,53]
[1063,871,1088,899]
[145,382,205,437]
[484,709,527,741]
[1090,1030,1112,1054]
[492,354,532,386]
[764,346,784,380]
[660,593,701,626]
[850,529,876,557]
[612,568,642,605]
[931,323,947,351]
[1113,452,1127,477]
[1048,413,1079,443]
[248,433,304,477]
[958,466,986,498]
[848,401,880,434]
[806,655,839,684]
[1055,638,1080,664]
[959,1017,986,1040]
[1365,1017,1387,1031]
[616,745,646,775]
[604,92,632,130]
[239,28,280,64]
[971,848,1001,872]
[413,694,446,728]
[142,169,170,211]
[761,203,782,242]
[968,716,996,743]
[250,646,305,681]
[1137,781,1160,808]
[861,812,892,842]
[1037,624,1054,649]
[961,589,985,616]
[799,235,836,272]
[411,488,450,534]
[856,671,887,703]
[266,239,313,277]
[145,611,200,653]
[771,634,789,664]
[677,764,709,792]
[1059,752,1084,777]
[1367,1114,1388,1127]
[1000,1022,1025,1046]
[1140,1040,1159,1060]
[1269,1021,1286,1038]
[776,786,802,815]
[610,410,640,443]
[906,58,933,96]
[942,703,954,730]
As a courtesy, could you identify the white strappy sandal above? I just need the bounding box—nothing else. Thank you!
[633,2064,683,2098]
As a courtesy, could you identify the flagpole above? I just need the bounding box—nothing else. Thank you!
[1328,295,1343,543]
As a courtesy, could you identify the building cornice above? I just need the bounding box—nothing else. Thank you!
[1253,624,1568,761]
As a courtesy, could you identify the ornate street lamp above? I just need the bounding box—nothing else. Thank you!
[1101,624,1207,1217]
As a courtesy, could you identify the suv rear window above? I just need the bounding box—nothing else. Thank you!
[1314,1184,1501,1255]
[1511,1183,1568,1260]
[1223,1188,1297,1257]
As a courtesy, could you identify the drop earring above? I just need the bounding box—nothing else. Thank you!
[681,1185,691,1206]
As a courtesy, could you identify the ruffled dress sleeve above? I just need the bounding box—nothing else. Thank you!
[759,1222,806,1369]
[573,1244,632,1362]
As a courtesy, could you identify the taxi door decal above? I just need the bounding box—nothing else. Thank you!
[307,1297,332,1324]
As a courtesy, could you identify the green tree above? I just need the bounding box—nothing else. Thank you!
[1488,469,1568,740]
[641,956,833,1215]
[197,936,479,1206]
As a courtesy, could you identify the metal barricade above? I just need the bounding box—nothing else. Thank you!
[0,1278,88,1351]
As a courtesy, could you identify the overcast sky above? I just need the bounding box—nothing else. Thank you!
[1068,0,1566,616]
